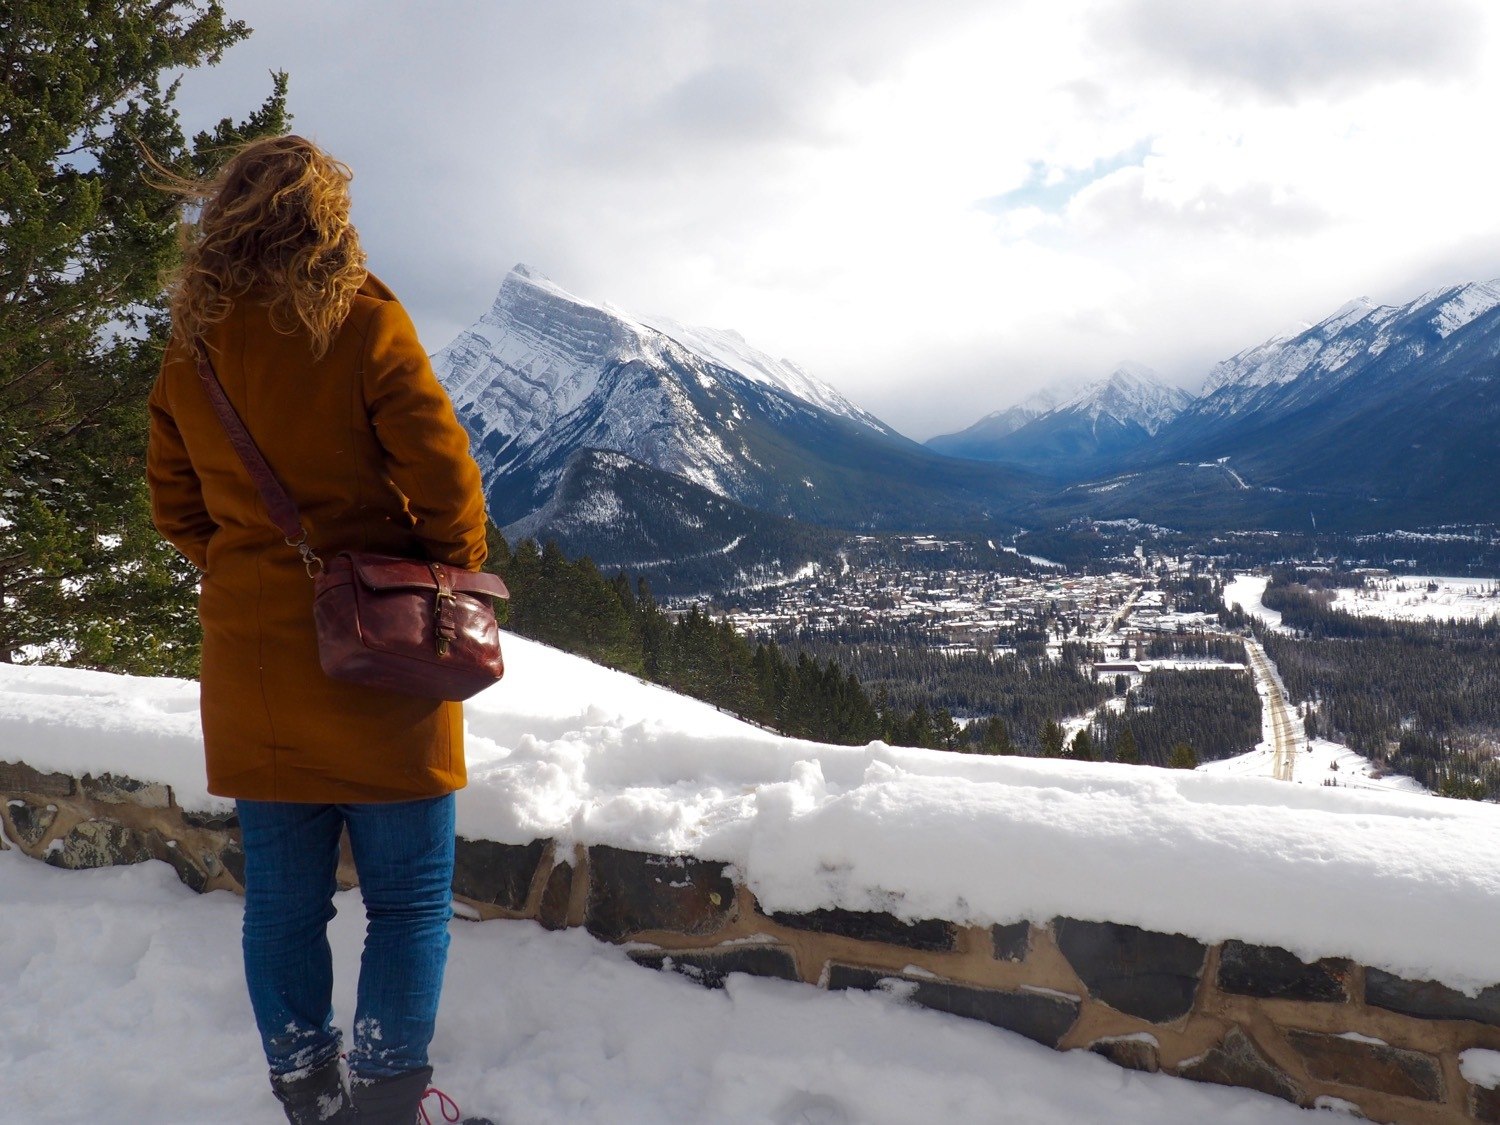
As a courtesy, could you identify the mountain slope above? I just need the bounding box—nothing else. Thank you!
[925,384,1076,458]
[1147,281,1500,520]
[928,364,1195,476]
[433,267,1037,540]
[502,449,842,593]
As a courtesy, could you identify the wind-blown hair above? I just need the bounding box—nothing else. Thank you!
[160,135,367,358]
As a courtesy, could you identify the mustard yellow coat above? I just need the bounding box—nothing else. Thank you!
[147,275,488,803]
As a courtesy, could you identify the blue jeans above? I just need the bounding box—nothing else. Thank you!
[236,795,456,1081]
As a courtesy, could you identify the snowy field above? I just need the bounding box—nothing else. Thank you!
[1223,571,1500,626]
[1222,573,1283,630]
[3,637,1499,993]
[1,844,1330,1125]
[1331,575,1500,622]
[1200,738,1428,796]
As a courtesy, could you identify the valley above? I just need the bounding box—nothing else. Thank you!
[436,264,1500,801]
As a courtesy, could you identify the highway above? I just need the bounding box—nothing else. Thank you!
[1244,637,1301,782]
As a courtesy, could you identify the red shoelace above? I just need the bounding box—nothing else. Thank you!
[418,1084,463,1124]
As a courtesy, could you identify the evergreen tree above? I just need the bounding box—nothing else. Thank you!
[1040,719,1065,758]
[1168,742,1198,770]
[1069,729,1095,762]
[980,715,1012,756]
[1,2,288,669]
[1116,727,1140,765]
[934,707,959,751]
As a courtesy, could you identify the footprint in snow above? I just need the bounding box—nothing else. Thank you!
[774,1092,850,1125]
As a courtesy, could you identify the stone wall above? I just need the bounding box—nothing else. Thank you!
[4,760,1498,1124]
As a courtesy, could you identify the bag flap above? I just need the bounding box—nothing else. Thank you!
[348,554,509,598]
[451,569,509,599]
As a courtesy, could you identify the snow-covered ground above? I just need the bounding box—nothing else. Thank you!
[1223,571,1500,627]
[1332,575,1500,623]
[2,844,1327,1125]
[4,638,1499,993]
[1200,738,1428,797]
[4,637,1500,1120]
[1222,573,1283,630]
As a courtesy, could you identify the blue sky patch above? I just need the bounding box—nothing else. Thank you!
[981,138,1154,215]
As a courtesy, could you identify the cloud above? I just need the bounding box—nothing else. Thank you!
[1099,0,1482,102]
[1070,167,1332,237]
[166,1,1500,444]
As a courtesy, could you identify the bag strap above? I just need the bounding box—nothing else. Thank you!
[193,340,326,577]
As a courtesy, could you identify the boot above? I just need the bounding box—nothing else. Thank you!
[269,1055,353,1123]
[349,1065,434,1125]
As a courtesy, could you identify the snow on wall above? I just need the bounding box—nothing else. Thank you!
[3,635,1498,995]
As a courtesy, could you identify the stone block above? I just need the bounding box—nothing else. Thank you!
[1217,940,1350,1002]
[1089,1035,1160,1073]
[181,808,239,831]
[538,859,574,931]
[6,798,58,848]
[0,761,75,798]
[990,921,1031,962]
[1474,1084,1500,1123]
[770,906,957,953]
[827,964,1079,1047]
[1178,1026,1306,1105]
[585,846,734,943]
[219,838,245,890]
[80,772,172,809]
[1285,1030,1443,1102]
[1052,917,1207,1023]
[148,834,210,894]
[451,837,546,911]
[44,820,152,870]
[1365,968,1500,1027]
[631,945,799,990]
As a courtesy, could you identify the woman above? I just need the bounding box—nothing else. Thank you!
[147,135,491,1125]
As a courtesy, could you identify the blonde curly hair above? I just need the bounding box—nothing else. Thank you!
[162,134,368,358]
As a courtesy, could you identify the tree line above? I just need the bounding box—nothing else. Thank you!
[1259,578,1500,799]
[2,3,289,672]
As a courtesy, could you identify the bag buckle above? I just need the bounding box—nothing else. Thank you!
[430,563,458,656]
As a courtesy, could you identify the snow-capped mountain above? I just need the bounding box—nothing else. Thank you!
[433,266,1034,548]
[1143,279,1500,519]
[1175,281,1500,433]
[924,384,1077,458]
[925,364,1195,476]
[1056,363,1194,436]
[1019,278,1500,528]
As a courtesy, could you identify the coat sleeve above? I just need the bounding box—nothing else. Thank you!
[146,356,216,571]
[362,299,489,571]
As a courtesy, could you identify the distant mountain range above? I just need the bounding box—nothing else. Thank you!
[433,267,1500,584]
[927,363,1195,476]
[432,267,1035,582]
[933,280,1500,525]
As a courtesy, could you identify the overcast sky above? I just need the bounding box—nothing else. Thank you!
[174,0,1500,440]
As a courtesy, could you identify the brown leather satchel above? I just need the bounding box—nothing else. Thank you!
[193,341,508,702]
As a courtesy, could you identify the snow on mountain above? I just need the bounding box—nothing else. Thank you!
[926,364,1193,470]
[430,265,933,534]
[641,314,886,430]
[1195,280,1500,414]
[925,383,1080,456]
[430,265,1026,544]
[1055,362,1194,437]
[435,265,661,466]
[433,265,748,500]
